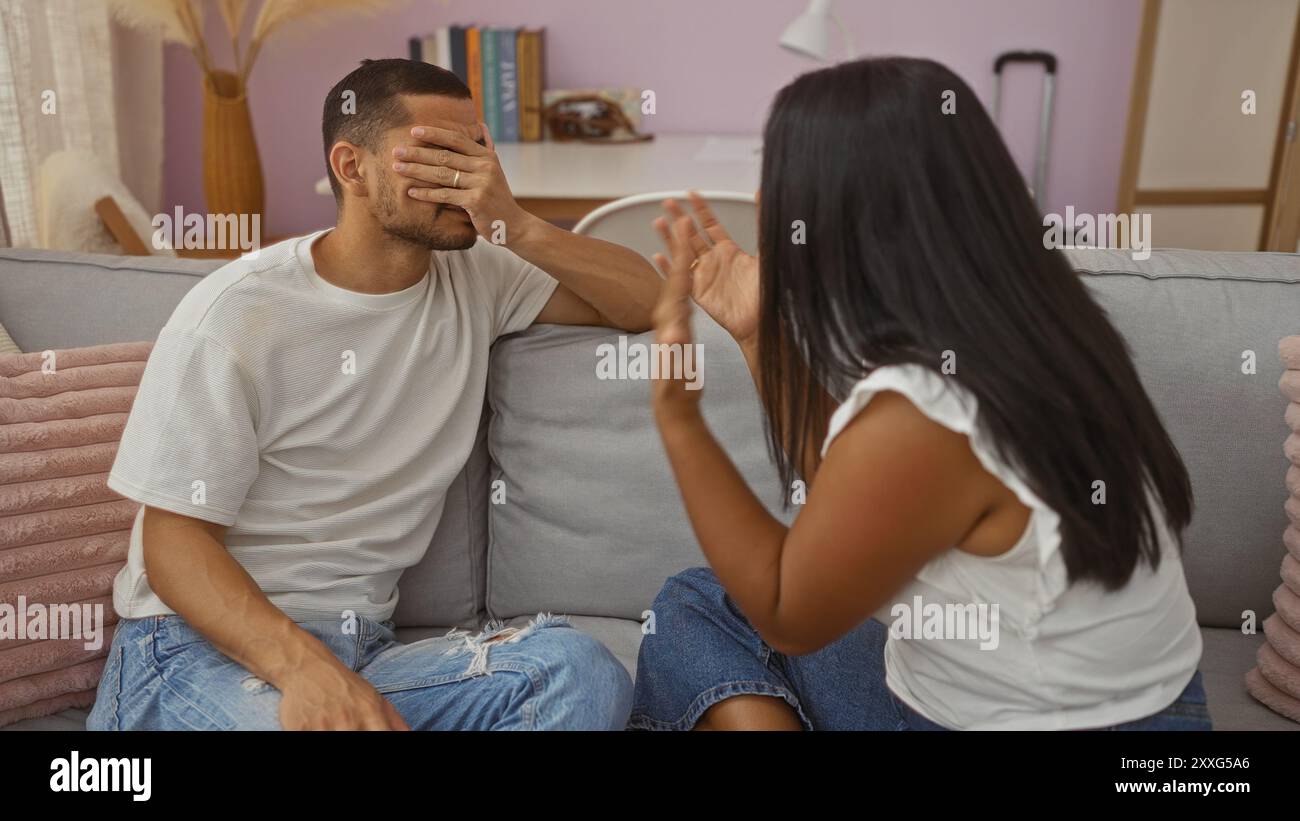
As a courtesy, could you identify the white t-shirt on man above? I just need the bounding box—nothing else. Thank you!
[108,229,558,622]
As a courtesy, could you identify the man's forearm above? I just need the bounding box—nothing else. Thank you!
[141,508,345,690]
[509,212,660,331]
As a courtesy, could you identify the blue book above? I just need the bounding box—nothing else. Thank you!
[496,28,519,142]
[480,28,500,138]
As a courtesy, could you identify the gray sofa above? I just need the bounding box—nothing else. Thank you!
[1,243,1297,731]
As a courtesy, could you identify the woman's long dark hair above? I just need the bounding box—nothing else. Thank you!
[757,57,1192,590]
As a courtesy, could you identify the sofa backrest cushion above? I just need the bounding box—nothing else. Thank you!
[0,248,219,350]
[485,315,794,621]
[1072,248,1297,628]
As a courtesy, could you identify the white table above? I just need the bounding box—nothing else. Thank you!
[316,134,761,225]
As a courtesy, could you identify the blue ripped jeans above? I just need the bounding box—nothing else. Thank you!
[88,613,633,730]
[630,567,1212,731]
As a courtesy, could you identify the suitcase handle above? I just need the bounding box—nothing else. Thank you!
[994,51,1058,75]
[991,51,1058,208]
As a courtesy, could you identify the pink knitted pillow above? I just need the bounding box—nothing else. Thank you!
[1246,336,1300,724]
[0,341,152,727]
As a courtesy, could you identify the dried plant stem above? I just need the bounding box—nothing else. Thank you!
[239,37,262,84]
[218,0,246,73]
[172,0,214,76]
[114,0,402,84]
[241,0,402,83]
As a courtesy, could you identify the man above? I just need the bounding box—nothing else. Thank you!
[86,59,661,731]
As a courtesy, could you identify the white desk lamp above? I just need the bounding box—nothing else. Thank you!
[779,0,856,61]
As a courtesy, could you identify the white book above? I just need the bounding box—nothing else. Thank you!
[434,26,452,71]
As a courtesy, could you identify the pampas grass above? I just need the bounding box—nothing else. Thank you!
[242,0,401,82]
[107,0,406,83]
[107,0,212,73]
[106,0,196,46]
[215,0,248,66]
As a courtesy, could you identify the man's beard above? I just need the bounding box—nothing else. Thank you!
[373,173,477,251]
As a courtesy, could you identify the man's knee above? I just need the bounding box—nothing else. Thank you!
[527,626,633,730]
[94,660,281,730]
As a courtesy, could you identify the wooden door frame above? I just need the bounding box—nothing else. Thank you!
[1116,0,1162,218]
[1264,5,1300,250]
[1116,0,1300,251]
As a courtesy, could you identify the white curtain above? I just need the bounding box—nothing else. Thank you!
[0,0,162,248]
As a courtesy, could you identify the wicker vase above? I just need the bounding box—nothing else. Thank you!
[201,70,264,221]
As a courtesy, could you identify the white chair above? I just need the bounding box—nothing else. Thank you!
[573,190,757,262]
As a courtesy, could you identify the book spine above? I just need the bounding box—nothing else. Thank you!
[421,34,437,65]
[478,28,496,137]
[434,26,452,71]
[481,28,500,139]
[517,31,535,141]
[408,36,421,62]
[498,28,519,143]
[466,27,484,122]
[450,26,467,83]
[526,31,544,142]
[537,29,547,139]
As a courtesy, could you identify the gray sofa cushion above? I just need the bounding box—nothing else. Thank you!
[486,316,794,621]
[1198,628,1297,731]
[1073,248,1299,628]
[0,247,488,628]
[0,248,221,349]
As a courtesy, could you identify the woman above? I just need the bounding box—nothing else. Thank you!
[632,57,1208,731]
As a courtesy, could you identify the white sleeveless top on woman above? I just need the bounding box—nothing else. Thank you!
[821,364,1202,730]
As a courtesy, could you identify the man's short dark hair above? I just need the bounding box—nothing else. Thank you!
[322,58,472,202]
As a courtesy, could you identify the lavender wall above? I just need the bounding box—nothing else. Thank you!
[164,0,1143,237]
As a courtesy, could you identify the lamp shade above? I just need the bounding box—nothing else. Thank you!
[780,0,840,61]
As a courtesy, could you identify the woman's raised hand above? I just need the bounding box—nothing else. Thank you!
[651,214,703,418]
[653,192,760,351]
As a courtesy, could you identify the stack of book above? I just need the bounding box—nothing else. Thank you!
[409,26,546,143]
